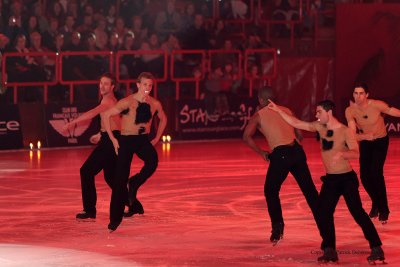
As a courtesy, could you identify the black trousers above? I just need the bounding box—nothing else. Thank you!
[265,141,319,229]
[109,134,158,224]
[318,171,382,249]
[79,131,120,214]
[359,135,389,214]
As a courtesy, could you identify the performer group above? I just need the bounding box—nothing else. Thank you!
[65,73,398,264]
[244,83,400,264]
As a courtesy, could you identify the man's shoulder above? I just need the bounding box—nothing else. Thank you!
[148,96,162,107]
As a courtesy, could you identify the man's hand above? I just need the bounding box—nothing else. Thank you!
[260,151,270,161]
[89,133,101,144]
[151,138,160,146]
[267,99,279,112]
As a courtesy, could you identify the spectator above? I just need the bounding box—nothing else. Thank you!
[130,15,148,48]
[204,66,230,115]
[28,31,55,81]
[272,0,301,37]
[208,19,231,49]
[33,3,49,33]
[42,17,59,50]
[4,15,27,43]
[25,15,40,36]
[6,34,46,101]
[154,0,182,41]
[180,1,196,32]
[113,17,129,46]
[107,31,120,53]
[59,15,75,47]
[93,17,108,50]
[47,1,66,27]
[120,31,140,79]
[182,14,209,50]
[105,4,116,32]
[76,14,95,38]
[139,33,164,78]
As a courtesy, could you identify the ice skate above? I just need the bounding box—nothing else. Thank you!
[378,213,389,225]
[270,223,284,246]
[368,206,379,219]
[317,247,338,263]
[367,246,386,265]
[124,199,144,217]
[76,211,96,221]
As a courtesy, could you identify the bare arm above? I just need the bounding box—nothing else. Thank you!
[62,104,108,131]
[243,113,270,161]
[267,100,315,132]
[294,128,303,143]
[151,101,167,146]
[336,129,359,160]
[385,106,400,117]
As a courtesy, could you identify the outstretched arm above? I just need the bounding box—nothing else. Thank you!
[384,106,400,117]
[151,101,167,146]
[62,104,107,132]
[243,113,270,161]
[267,100,315,132]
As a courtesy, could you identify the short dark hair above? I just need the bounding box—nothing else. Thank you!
[258,86,274,101]
[137,72,155,83]
[354,82,369,94]
[317,99,335,112]
[100,72,116,86]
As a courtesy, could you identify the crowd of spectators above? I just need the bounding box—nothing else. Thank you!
[0,0,275,112]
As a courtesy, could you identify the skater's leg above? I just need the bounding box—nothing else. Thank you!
[343,171,382,249]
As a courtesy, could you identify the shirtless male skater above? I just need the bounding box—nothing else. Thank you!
[345,82,400,224]
[63,73,121,220]
[243,86,319,245]
[102,72,167,231]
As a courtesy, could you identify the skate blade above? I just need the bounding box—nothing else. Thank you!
[76,218,96,222]
[318,260,339,265]
[368,259,387,265]
[271,237,283,247]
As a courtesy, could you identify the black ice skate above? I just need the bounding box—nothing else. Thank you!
[270,223,284,246]
[76,211,96,221]
[124,199,144,217]
[368,206,379,219]
[378,212,389,225]
[367,246,386,265]
[317,247,338,263]
[108,220,121,232]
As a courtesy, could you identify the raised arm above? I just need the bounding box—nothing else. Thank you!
[243,113,270,161]
[151,101,167,146]
[267,100,315,132]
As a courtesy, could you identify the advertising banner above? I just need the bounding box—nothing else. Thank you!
[0,105,23,150]
[45,104,99,147]
[177,98,257,139]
